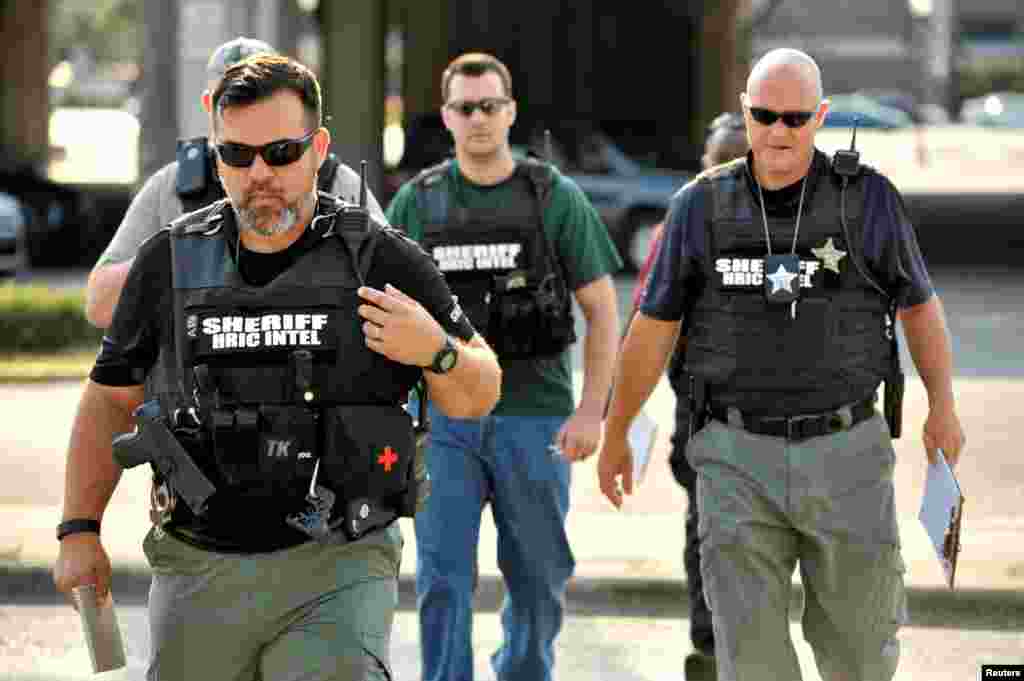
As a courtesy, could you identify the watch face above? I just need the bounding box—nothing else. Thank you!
[439,348,457,372]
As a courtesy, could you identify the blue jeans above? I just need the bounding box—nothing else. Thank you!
[414,403,575,681]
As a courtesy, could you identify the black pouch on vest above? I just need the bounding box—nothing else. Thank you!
[210,408,257,487]
[533,272,577,353]
[491,271,575,358]
[493,290,539,356]
[322,405,415,505]
[763,254,801,305]
[255,405,319,499]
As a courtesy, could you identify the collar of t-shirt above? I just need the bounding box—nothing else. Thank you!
[450,159,518,199]
[743,149,827,218]
[220,203,323,287]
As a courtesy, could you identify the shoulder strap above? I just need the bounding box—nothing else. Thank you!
[168,200,229,408]
[516,156,555,212]
[315,191,381,285]
[830,160,901,368]
[514,158,572,287]
[318,153,341,194]
[413,159,455,228]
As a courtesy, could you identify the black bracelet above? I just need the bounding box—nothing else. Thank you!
[56,518,101,541]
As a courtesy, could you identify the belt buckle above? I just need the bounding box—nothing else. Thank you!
[786,413,818,441]
[786,410,844,440]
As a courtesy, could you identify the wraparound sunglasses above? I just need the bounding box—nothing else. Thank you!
[215,129,317,168]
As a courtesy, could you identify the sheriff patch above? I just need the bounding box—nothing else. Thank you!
[190,310,338,355]
[715,257,821,289]
[433,243,522,272]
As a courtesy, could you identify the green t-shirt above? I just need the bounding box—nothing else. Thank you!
[386,159,622,416]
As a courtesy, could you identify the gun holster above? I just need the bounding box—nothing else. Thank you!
[688,375,709,440]
[884,371,904,439]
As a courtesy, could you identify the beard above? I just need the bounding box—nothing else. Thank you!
[231,188,314,237]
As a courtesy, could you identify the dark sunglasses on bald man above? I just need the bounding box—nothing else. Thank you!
[216,129,317,168]
[746,106,816,129]
[445,97,511,117]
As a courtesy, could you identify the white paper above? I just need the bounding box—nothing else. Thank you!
[628,409,659,486]
[918,449,963,588]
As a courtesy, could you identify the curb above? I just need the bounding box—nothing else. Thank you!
[6,565,1023,631]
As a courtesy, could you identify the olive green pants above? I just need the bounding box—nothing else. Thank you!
[142,524,402,681]
[687,412,908,681]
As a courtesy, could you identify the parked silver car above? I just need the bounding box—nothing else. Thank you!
[0,192,27,276]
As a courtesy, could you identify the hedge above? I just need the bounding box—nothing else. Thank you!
[0,283,103,352]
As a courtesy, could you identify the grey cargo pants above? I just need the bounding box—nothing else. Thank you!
[142,523,402,681]
[687,412,908,681]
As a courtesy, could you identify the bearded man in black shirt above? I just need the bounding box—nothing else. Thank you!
[52,55,501,681]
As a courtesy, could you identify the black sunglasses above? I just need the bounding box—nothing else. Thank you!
[446,97,511,117]
[747,106,816,129]
[215,130,317,168]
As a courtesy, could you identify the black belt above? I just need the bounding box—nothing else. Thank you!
[711,399,875,441]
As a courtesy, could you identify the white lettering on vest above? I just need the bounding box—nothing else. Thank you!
[433,243,522,272]
[201,313,329,351]
[716,257,819,289]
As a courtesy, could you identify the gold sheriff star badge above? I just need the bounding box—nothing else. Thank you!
[812,238,847,274]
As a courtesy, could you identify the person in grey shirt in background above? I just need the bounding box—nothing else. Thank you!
[85,36,386,329]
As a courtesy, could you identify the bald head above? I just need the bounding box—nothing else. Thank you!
[747,48,823,102]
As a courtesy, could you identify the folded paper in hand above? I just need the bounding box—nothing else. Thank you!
[628,409,659,486]
[918,450,964,590]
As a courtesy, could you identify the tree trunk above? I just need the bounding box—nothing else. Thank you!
[699,0,749,130]
[0,1,50,173]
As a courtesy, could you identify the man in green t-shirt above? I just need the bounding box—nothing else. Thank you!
[386,52,621,681]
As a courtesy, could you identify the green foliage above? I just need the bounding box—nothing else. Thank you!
[0,284,103,352]
[957,58,1024,101]
[52,0,141,63]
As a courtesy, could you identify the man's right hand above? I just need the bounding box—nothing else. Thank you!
[597,430,634,509]
[53,533,113,609]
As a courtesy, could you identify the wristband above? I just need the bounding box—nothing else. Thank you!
[56,518,101,541]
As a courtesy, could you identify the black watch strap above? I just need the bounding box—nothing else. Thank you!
[427,334,459,374]
[56,518,101,541]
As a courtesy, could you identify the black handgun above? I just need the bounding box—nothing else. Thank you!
[112,400,217,517]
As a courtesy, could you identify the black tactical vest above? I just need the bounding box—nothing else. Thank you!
[175,136,341,214]
[685,155,894,416]
[414,158,576,358]
[150,194,418,541]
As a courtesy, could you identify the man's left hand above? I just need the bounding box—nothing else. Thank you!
[358,284,445,367]
[923,402,966,467]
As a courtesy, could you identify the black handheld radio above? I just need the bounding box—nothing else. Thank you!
[832,116,861,177]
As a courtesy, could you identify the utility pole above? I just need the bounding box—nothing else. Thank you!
[139,0,288,183]
[138,0,178,182]
[319,0,386,197]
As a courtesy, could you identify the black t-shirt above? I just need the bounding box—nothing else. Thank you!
[93,208,475,385]
[92,207,475,552]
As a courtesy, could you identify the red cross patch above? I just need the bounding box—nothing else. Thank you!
[377,446,398,472]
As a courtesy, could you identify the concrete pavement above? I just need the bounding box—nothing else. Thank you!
[2,374,1023,616]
